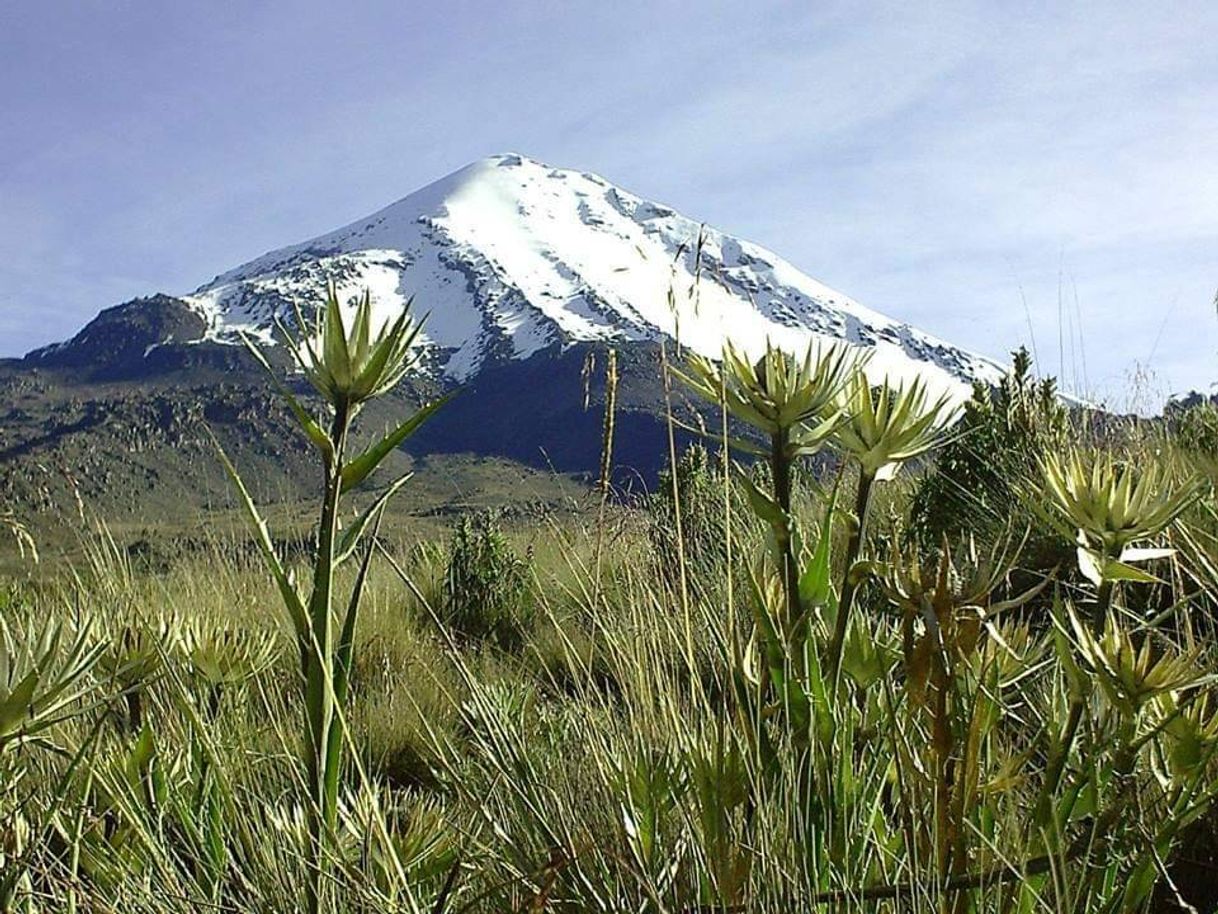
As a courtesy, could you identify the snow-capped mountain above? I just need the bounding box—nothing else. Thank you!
[3,153,1018,517]
[180,153,1003,400]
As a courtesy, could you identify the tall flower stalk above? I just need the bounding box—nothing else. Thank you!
[213,282,449,913]
[827,375,955,682]
[675,340,856,638]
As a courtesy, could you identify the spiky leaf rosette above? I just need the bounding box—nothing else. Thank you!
[1040,451,1205,585]
[674,339,860,456]
[0,617,103,756]
[282,280,425,416]
[833,375,958,481]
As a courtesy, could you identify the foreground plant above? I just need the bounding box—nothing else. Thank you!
[1040,450,1203,632]
[675,340,857,637]
[0,618,104,759]
[97,621,175,732]
[1040,599,1218,909]
[827,374,956,680]
[874,536,1045,894]
[213,281,448,913]
[0,615,105,910]
[181,619,280,718]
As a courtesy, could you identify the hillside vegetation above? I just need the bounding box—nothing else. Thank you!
[2,288,1217,913]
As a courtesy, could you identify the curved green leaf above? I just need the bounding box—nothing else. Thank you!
[207,427,308,642]
[340,393,456,493]
[335,473,413,566]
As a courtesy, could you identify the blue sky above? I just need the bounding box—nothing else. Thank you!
[3,0,1215,407]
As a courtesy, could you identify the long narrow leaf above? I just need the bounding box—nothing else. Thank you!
[335,512,383,708]
[335,473,413,566]
[207,427,308,641]
[341,393,456,492]
[239,330,335,462]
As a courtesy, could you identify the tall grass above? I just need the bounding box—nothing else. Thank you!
[0,294,1216,912]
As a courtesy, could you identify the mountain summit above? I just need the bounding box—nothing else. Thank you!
[177,153,1001,399]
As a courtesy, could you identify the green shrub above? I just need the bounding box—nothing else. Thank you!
[1169,396,1218,457]
[443,511,532,650]
[911,347,1069,556]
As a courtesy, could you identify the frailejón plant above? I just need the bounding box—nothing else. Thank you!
[675,340,857,639]
[827,374,956,680]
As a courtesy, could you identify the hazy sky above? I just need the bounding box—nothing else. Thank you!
[3,1,1215,407]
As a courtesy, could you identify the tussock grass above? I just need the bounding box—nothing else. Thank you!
[1,301,1217,913]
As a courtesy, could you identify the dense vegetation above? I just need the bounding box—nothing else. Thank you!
[2,288,1217,913]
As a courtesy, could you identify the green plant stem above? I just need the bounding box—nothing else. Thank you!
[931,656,955,889]
[1092,577,1114,636]
[769,428,802,636]
[827,469,874,683]
[1034,697,1083,828]
[304,398,351,914]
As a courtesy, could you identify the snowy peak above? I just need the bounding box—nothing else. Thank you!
[182,153,1003,397]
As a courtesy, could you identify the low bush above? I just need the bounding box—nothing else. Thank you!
[911,346,1072,570]
[443,510,532,650]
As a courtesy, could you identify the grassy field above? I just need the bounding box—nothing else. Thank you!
[2,296,1218,913]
